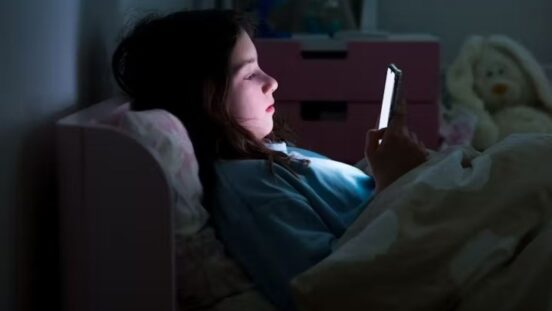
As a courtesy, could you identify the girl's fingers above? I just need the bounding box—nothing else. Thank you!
[389,99,408,130]
[389,110,405,130]
[396,98,407,115]
[365,128,385,158]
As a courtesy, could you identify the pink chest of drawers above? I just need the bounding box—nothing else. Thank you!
[255,37,441,164]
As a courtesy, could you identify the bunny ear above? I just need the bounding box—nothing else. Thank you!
[446,35,486,111]
[488,35,552,112]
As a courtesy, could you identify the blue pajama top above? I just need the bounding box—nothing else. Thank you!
[212,143,375,310]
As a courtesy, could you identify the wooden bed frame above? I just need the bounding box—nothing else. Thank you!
[56,97,177,311]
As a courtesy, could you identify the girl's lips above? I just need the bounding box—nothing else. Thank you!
[266,104,275,112]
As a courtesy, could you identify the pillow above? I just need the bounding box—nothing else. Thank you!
[116,109,254,310]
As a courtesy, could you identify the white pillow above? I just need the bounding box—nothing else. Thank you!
[117,109,253,310]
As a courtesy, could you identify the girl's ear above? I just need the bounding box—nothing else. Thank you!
[446,35,486,111]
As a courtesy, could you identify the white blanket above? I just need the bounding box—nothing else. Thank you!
[292,134,552,311]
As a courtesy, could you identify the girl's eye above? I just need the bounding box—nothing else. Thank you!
[246,73,257,80]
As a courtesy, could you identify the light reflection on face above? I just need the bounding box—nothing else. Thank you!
[226,31,278,140]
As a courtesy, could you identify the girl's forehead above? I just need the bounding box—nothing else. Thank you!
[230,31,258,73]
[232,32,256,59]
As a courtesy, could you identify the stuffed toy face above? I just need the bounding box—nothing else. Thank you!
[473,47,535,113]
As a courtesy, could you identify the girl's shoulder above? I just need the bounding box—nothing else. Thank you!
[214,158,295,182]
[213,158,308,205]
[286,146,329,160]
[266,141,328,160]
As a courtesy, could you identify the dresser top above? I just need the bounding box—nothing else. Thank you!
[256,33,439,51]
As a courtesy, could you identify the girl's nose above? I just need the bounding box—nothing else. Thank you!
[263,74,278,94]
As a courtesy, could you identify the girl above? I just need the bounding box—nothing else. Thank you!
[112,9,427,310]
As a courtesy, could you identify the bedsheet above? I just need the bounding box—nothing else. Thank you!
[292,133,552,311]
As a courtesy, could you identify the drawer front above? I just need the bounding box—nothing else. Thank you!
[275,100,439,164]
[256,40,440,103]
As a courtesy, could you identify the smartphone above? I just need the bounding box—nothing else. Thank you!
[377,64,403,130]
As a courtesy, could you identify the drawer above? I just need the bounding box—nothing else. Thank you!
[275,100,439,164]
[256,39,440,103]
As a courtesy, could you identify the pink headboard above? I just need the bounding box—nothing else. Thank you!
[56,97,176,311]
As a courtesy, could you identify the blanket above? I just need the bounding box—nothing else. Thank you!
[292,133,552,311]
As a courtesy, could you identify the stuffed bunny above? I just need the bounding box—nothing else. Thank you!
[446,35,552,150]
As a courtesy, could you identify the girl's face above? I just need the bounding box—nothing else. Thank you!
[227,31,278,141]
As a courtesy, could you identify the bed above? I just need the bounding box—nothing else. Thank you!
[57,97,278,311]
[57,97,177,310]
[57,97,552,311]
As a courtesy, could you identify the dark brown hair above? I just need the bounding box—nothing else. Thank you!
[112,9,297,209]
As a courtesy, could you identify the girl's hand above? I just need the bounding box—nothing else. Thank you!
[364,101,428,193]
